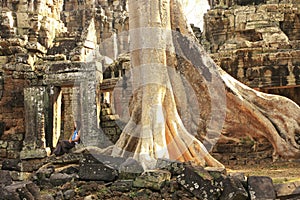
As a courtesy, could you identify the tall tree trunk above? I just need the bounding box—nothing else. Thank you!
[111,0,300,169]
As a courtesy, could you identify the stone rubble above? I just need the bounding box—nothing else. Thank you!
[0,151,299,199]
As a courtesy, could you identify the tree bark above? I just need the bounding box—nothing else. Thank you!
[111,0,300,169]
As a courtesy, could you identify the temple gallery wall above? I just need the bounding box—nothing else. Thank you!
[0,0,299,173]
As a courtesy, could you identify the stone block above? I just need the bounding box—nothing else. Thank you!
[111,180,133,192]
[219,177,248,200]
[0,187,20,200]
[20,158,46,172]
[50,173,75,186]
[3,181,40,200]
[248,176,276,200]
[2,158,21,171]
[20,148,48,159]
[10,171,32,181]
[0,170,13,187]
[177,164,221,200]
[64,189,76,200]
[79,153,118,181]
[118,157,144,180]
[0,148,7,157]
[7,150,20,159]
[133,170,171,190]
[155,158,185,176]
[274,181,300,199]
[7,141,22,150]
[0,56,8,64]
[79,162,117,181]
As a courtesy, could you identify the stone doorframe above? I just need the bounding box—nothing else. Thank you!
[20,61,105,159]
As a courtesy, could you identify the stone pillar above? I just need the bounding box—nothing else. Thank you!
[62,87,75,139]
[20,86,50,159]
[78,60,109,148]
[80,79,105,147]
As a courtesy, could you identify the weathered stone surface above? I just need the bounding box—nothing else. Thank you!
[118,157,144,180]
[219,177,248,200]
[0,170,12,187]
[2,158,21,171]
[20,158,46,172]
[248,176,276,200]
[110,180,133,192]
[2,181,40,200]
[79,153,118,181]
[49,173,76,187]
[274,181,300,199]
[10,171,32,181]
[204,2,300,106]
[133,170,171,191]
[155,158,185,176]
[63,189,76,200]
[177,164,221,200]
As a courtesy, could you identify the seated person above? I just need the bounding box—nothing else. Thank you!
[53,120,81,156]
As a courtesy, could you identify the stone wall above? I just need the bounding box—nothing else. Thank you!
[203,1,300,104]
[0,0,129,164]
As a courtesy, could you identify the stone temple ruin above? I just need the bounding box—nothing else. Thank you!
[0,0,299,177]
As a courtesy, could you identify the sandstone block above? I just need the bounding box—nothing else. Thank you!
[219,177,248,200]
[2,181,40,200]
[79,153,118,181]
[50,173,76,186]
[177,164,221,200]
[16,13,30,28]
[111,180,133,192]
[10,171,32,181]
[0,148,7,157]
[20,148,48,159]
[155,158,185,176]
[133,170,171,190]
[0,56,8,64]
[2,158,21,171]
[0,170,13,187]
[118,157,144,180]
[274,181,300,199]
[247,176,276,200]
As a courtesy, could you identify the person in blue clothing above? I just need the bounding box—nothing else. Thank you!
[53,120,81,156]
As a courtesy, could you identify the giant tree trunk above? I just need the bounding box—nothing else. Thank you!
[111,0,300,169]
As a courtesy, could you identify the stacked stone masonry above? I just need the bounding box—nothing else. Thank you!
[203,0,300,104]
[0,0,299,174]
[0,0,128,164]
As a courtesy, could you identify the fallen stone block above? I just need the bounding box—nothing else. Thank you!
[274,181,300,199]
[79,153,118,181]
[2,181,40,200]
[177,164,221,200]
[0,170,12,187]
[155,158,185,176]
[219,177,248,200]
[50,173,76,186]
[118,157,144,179]
[1,159,21,171]
[111,180,134,192]
[248,176,276,200]
[133,169,171,190]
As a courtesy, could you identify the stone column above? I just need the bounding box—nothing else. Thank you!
[20,86,50,159]
[62,87,74,139]
[79,66,109,148]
